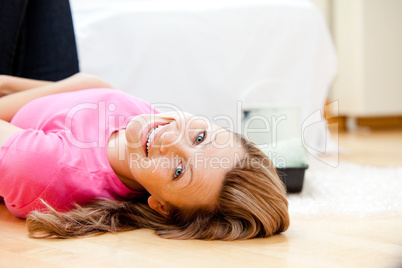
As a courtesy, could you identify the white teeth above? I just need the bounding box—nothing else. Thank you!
[146,125,164,155]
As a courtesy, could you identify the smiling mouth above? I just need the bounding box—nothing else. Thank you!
[144,123,170,156]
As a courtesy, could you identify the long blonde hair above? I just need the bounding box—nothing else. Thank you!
[27,133,289,240]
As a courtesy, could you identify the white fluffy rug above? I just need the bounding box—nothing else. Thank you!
[288,159,402,219]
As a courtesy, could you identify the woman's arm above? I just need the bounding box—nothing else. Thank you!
[0,119,22,148]
[0,75,53,94]
[0,73,113,122]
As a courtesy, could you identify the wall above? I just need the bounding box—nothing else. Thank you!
[311,0,402,117]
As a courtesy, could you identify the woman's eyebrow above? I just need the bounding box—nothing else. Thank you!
[184,132,220,188]
[183,161,193,189]
[200,130,217,148]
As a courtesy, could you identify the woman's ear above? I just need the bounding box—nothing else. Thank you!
[147,196,170,217]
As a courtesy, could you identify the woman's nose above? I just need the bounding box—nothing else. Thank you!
[159,131,184,155]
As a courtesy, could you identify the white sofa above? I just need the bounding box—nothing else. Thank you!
[70,0,337,154]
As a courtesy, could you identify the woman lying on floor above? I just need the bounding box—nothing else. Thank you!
[0,73,289,240]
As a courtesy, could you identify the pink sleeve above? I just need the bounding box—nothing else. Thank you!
[0,129,64,218]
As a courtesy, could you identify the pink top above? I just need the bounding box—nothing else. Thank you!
[0,89,157,218]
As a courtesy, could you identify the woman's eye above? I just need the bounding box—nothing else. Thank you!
[174,163,184,180]
[194,131,206,145]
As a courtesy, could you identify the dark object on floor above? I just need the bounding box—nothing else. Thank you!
[276,165,308,193]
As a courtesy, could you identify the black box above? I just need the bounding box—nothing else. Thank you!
[276,165,308,193]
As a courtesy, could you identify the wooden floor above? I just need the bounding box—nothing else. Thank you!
[1,129,402,268]
[336,128,402,167]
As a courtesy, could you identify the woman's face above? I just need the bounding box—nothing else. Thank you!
[125,112,244,216]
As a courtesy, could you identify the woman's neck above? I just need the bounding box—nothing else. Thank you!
[107,130,146,192]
